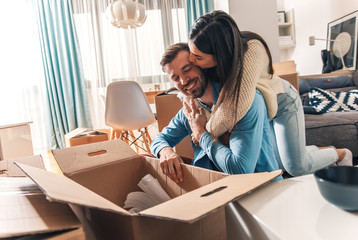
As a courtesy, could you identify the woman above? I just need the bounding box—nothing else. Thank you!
[186,10,352,176]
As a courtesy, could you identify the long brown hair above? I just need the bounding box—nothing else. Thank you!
[189,10,273,127]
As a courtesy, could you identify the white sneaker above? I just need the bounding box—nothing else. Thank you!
[337,149,353,166]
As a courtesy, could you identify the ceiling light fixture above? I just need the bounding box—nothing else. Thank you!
[106,0,147,29]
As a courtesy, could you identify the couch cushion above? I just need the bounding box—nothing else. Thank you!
[305,112,358,128]
[308,87,358,113]
[305,113,358,157]
[299,75,353,94]
[353,70,358,86]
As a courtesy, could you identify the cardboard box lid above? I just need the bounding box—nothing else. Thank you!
[139,170,282,222]
[0,177,81,238]
[52,139,137,175]
[0,155,44,177]
[16,163,131,216]
[17,162,281,223]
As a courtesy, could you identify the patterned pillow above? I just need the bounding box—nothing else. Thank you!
[308,87,358,113]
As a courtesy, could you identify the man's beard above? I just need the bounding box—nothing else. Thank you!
[183,77,207,99]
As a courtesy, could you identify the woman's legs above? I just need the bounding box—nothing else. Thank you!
[272,80,338,176]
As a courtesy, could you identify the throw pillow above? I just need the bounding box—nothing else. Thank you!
[308,87,358,113]
[303,106,318,114]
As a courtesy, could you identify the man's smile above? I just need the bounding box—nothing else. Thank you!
[184,78,198,92]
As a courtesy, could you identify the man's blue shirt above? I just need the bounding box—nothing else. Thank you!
[151,81,281,176]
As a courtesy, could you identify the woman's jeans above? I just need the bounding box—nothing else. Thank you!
[270,80,338,176]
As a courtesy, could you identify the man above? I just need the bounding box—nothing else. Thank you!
[151,43,281,183]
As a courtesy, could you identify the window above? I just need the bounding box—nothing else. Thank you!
[72,0,188,128]
[0,0,48,154]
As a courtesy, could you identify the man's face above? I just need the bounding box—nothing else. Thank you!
[164,50,207,99]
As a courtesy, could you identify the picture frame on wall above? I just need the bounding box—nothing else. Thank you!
[327,10,358,70]
[277,11,286,24]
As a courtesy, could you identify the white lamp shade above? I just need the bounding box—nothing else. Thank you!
[106,0,147,29]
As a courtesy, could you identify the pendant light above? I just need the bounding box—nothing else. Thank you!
[106,0,147,29]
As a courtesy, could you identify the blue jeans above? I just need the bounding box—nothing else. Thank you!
[270,80,338,176]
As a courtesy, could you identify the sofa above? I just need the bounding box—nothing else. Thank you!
[299,70,358,162]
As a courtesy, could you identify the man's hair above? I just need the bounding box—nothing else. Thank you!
[160,43,189,72]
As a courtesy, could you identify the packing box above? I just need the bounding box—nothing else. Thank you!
[65,128,109,148]
[0,155,44,177]
[17,139,281,240]
[0,155,82,239]
[273,60,299,91]
[155,92,194,159]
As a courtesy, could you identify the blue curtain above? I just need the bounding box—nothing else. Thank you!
[186,0,213,32]
[32,0,92,149]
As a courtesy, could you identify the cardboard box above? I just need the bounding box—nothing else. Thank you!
[16,140,281,240]
[155,92,194,159]
[273,60,299,91]
[0,155,82,238]
[0,155,44,177]
[65,128,109,148]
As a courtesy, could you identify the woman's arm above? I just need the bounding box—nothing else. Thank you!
[200,92,268,174]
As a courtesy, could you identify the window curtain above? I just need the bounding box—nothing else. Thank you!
[71,0,187,130]
[0,1,48,154]
[186,0,213,31]
[32,0,92,149]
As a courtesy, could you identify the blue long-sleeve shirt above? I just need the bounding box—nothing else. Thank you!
[151,81,280,176]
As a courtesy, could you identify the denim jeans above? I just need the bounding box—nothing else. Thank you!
[270,80,338,176]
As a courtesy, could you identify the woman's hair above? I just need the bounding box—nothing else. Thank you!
[189,10,273,120]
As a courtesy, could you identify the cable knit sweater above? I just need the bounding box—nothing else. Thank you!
[181,39,285,139]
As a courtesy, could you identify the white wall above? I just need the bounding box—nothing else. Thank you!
[214,0,358,75]
[282,0,358,75]
[214,0,280,62]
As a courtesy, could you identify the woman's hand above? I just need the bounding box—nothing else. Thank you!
[183,99,207,146]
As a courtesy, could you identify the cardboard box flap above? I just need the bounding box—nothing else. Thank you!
[0,177,81,238]
[65,127,88,139]
[0,155,44,177]
[16,163,130,216]
[140,170,282,223]
[52,139,137,175]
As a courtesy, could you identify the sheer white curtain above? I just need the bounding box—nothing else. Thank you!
[0,1,48,154]
[71,0,188,129]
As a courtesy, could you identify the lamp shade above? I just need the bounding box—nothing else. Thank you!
[106,0,147,29]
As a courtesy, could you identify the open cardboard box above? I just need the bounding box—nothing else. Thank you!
[65,127,109,148]
[17,140,281,240]
[0,155,82,239]
[273,60,299,91]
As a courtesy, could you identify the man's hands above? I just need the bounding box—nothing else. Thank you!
[158,99,207,183]
[183,99,207,146]
[159,147,183,183]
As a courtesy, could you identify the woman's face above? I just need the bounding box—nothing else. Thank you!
[188,41,217,69]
